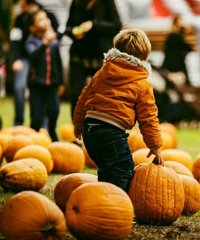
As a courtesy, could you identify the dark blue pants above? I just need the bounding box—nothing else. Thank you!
[83,123,134,193]
[29,86,59,141]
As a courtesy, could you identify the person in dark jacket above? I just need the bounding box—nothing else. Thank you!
[26,9,64,141]
[10,0,60,126]
[65,0,122,120]
[161,15,192,85]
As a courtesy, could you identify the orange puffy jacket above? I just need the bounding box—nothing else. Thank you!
[73,48,162,149]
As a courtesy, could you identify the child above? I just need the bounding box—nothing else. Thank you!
[26,9,64,141]
[73,29,164,193]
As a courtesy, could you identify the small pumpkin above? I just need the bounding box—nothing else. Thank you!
[0,133,13,152]
[4,135,33,162]
[164,161,193,177]
[132,148,154,166]
[159,122,178,148]
[48,142,85,174]
[14,145,53,174]
[179,174,200,215]
[30,133,52,148]
[128,162,185,225]
[39,127,51,139]
[192,153,200,181]
[161,149,193,171]
[59,123,76,142]
[54,173,97,212]
[0,158,47,192]
[2,125,37,136]
[1,191,66,240]
[83,146,98,169]
[66,182,134,240]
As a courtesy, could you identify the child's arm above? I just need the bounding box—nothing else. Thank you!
[73,79,94,140]
[26,37,47,62]
[135,82,164,165]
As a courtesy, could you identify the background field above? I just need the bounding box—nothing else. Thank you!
[0,96,200,240]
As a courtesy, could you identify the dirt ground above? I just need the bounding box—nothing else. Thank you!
[63,213,200,240]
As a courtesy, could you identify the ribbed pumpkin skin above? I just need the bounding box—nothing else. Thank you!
[4,135,33,162]
[0,158,48,191]
[66,182,134,240]
[132,148,154,166]
[1,191,66,240]
[192,153,200,181]
[48,142,85,174]
[164,161,193,178]
[161,149,193,171]
[128,163,185,225]
[83,146,98,169]
[179,174,200,215]
[59,124,76,142]
[54,173,97,212]
[14,145,53,174]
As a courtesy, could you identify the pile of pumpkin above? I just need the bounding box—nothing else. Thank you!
[0,123,200,240]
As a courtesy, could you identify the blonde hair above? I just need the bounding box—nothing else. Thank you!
[113,29,151,60]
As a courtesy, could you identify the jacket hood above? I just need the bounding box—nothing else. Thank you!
[101,48,151,86]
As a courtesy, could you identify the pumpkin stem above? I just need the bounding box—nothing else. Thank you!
[152,157,159,165]
[72,205,79,214]
[41,222,57,237]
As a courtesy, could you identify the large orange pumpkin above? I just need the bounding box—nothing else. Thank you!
[48,142,85,174]
[30,133,52,148]
[4,135,33,162]
[66,182,133,240]
[178,174,200,215]
[0,158,47,192]
[161,149,193,171]
[159,122,178,148]
[1,191,66,240]
[54,173,97,212]
[192,153,200,181]
[164,161,193,177]
[132,148,154,166]
[14,145,53,174]
[59,123,76,142]
[83,146,98,169]
[128,163,185,225]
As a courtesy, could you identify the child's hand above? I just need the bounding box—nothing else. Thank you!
[74,125,83,140]
[12,60,24,72]
[43,30,56,45]
[147,149,164,166]
[81,20,93,33]
[57,84,65,97]
[72,26,85,40]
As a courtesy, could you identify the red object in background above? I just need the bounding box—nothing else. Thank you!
[185,0,200,15]
[151,0,171,17]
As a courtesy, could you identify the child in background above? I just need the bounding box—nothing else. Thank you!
[26,9,64,141]
[73,29,164,193]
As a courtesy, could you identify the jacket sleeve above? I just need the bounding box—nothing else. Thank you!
[135,82,162,149]
[92,0,122,35]
[65,1,76,40]
[73,79,94,128]
[26,37,46,63]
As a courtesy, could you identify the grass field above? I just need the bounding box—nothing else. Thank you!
[0,96,200,240]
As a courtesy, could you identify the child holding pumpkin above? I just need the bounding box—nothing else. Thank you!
[73,29,164,193]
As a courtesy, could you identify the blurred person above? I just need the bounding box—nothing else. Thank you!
[73,29,164,192]
[26,9,64,141]
[161,15,192,86]
[10,0,60,126]
[65,0,122,120]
